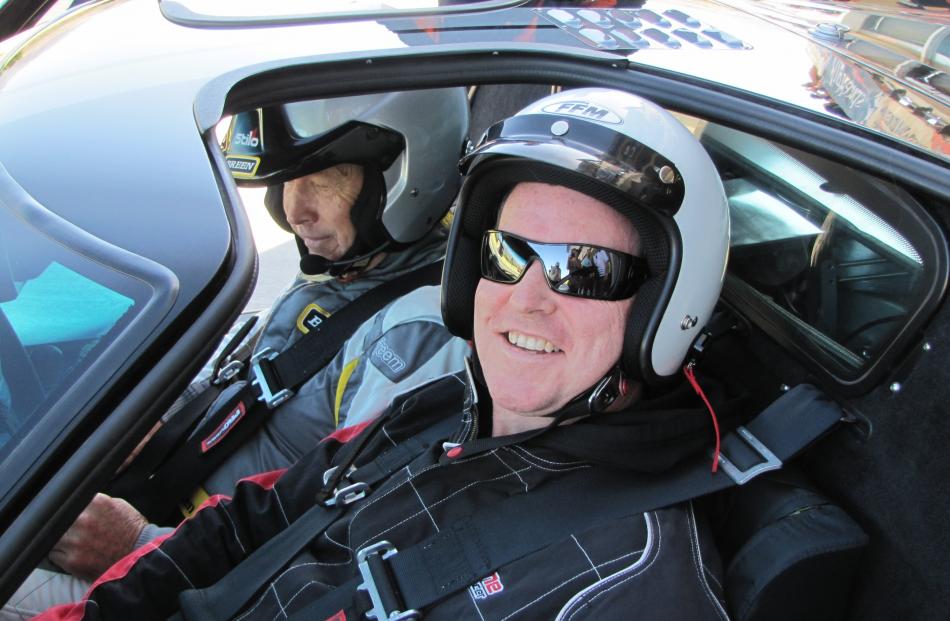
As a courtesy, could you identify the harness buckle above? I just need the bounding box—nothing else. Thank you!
[323,481,370,507]
[213,359,245,385]
[250,348,293,409]
[320,465,368,506]
[356,541,421,621]
[716,426,782,485]
[322,465,342,487]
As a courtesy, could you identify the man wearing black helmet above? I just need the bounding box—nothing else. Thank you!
[39,87,754,621]
[6,90,471,620]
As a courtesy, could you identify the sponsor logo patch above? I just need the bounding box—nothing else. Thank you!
[372,337,407,375]
[201,401,246,453]
[296,303,332,334]
[226,155,261,177]
[233,130,260,148]
[542,101,623,124]
[469,572,504,600]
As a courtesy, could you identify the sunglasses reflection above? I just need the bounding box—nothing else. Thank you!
[560,246,612,296]
[486,230,632,300]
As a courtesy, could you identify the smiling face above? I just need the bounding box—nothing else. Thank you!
[282,164,363,261]
[473,182,641,436]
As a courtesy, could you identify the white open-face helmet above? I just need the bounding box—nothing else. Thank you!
[224,89,470,272]
[442,87,729,384]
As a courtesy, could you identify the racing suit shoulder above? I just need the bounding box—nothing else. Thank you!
[330,284,470,428]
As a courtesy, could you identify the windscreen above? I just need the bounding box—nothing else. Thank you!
[0,207,152,458]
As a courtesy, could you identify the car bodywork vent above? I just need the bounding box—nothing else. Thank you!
[537,6,750,52]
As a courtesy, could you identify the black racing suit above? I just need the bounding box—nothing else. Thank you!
[39,367,740,621]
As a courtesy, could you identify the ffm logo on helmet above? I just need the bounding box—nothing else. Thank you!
[542,101,623,124]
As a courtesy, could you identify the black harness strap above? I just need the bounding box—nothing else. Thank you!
[170,502,344,621]
[294,383,843,620]
[119,261,443,523]
[210,315,260,383]
[173,415,454,621]
[172,384,840,620]
[111,317,262,504]
[253,261,443,408]
[106,382,223,504]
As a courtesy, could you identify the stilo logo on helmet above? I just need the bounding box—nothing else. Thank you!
[233,132,259,148]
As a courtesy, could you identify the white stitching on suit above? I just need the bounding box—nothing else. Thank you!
[220,507,247,555]
[353,467,530,551]
[406,466,440,531]
[556,513,659,621]
[571,535,602,580]
[272,487,291,527]
[509,445,586,467]
[686,502,729,621]
[156,547,195,589]
[494,451,530,492]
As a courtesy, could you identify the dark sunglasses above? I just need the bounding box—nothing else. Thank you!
[480,230,650,301]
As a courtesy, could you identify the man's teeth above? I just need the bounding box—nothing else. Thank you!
[507,331,560,353]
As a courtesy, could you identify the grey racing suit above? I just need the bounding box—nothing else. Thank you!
[200,228,468,498]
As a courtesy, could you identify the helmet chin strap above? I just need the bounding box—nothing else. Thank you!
[299,240,391,277]
[586,365,631,413]
[549,364,630,420]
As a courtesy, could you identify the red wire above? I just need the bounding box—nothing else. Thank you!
[684,363,720,473]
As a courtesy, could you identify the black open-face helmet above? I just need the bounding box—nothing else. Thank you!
[223,89,470,274]
[442,88,730,386]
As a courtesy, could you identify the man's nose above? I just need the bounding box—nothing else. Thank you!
[507,262,556,314]
[283,181,315,225]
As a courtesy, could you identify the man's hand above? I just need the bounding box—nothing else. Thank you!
[48,494,148,582]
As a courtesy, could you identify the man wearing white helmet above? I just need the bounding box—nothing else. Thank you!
[39,87,756,621]
[6,90,471,620]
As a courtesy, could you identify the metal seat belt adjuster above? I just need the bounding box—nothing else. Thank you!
[214,359,245,384]
[250,347,293,409]
[321,465,369,507]
[356,541,420,621]
[323,481,370,507]
[716,425,782,485]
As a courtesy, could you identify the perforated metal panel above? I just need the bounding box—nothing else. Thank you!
[538,6,749,52]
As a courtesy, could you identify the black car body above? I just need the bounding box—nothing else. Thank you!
[0,0,948,617]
